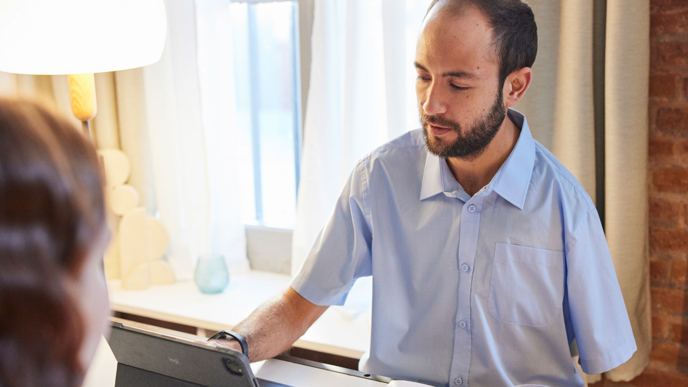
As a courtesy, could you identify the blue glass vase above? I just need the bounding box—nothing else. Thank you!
[195,254,229,294]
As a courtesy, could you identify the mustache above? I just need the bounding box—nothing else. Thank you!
[420,114,461,131]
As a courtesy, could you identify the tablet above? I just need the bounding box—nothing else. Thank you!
[107,321,290,387]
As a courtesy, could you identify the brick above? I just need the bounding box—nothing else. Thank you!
[651,342,681,363]
[651,0,688,14]
[651,228,688,252]
[678,140,688,158]
[650,74,678,97]
[595,381,634,387]
[652,286,687,313]
[653,169,688,193]
[649,137,675,158]
[629,367,688,387]
[651,10,688,36]
[657,107,688,133]
[652,257,670,281]
[654,313,670,340]
[671,258,688,283]
[671,320,688,345]
[594,381,631,387]
[658,42,688,67]
[650,199,682,224]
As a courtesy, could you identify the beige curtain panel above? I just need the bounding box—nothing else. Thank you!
[516,0,650,383]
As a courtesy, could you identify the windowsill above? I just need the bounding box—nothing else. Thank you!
[107,269,372,359]
[243,220,294,231]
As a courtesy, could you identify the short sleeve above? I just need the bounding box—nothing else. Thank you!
[290,161,372,306]
[565,207,637,375]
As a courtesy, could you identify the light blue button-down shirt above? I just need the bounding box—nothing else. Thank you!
[291,110,636,387]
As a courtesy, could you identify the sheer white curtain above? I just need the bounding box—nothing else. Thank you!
[116,0,248,279]
[292,0,431,274]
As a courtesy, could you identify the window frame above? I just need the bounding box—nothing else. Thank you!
[232,0,314,270]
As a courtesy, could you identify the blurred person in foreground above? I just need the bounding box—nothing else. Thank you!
[0,98,111,387]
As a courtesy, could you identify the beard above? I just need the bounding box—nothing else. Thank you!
[421,91,506,160]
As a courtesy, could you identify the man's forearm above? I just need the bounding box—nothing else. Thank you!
[214,287,328,362]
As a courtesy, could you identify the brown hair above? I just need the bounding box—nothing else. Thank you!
[426,0,538,89]
[0,99,106,387]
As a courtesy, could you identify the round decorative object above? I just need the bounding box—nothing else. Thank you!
[146,218,169,261]
[119,208,146,280]
[149,260,175,285]
[110,184,139,216]
[98,149,131,187]
[122,262,149,290]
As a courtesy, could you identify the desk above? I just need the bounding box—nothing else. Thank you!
[108,270,373,359]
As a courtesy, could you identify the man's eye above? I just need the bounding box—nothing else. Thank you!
[450,84,469,91]
[417,75,431,82]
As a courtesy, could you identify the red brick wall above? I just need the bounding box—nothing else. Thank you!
[591,1,688,386]
[648,0,688,382]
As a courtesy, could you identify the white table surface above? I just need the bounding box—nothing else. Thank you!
[107,270,373,358]
[253,359,388,387]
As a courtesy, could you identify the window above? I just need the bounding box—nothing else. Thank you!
[230,0,302,229]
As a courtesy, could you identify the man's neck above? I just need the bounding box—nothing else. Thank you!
[446,115,520,196]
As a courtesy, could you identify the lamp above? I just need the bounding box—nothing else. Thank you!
[0,0,167,138]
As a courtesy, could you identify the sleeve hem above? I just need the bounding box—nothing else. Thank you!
[579,341,637,375]
[290,277,347,306]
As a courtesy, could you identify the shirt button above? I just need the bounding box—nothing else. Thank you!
[461,263,470,272]
[454,377,464,386]
[458,320,467,329]
[467,204,476,213]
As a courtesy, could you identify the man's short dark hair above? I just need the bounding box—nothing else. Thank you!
[427,0,538,88]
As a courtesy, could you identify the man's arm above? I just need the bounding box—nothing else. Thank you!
[207,286,328,362]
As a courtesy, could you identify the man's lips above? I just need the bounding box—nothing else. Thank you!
[428,123,452,136]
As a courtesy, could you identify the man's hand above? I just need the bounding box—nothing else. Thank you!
[197,287,328,362]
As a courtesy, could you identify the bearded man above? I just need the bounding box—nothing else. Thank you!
[208,1,637,386]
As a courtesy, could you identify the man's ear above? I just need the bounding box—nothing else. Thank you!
[503,67,533,108]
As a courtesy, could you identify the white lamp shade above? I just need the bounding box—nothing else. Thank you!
[0,0,167,75]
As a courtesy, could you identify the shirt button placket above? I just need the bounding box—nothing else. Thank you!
[451,198,483,387]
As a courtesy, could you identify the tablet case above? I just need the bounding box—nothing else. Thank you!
[107,322,288,387]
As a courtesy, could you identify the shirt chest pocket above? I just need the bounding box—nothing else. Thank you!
[488,243,565,327]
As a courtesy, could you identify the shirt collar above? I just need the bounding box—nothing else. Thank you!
[419,150,448,201]
[419,109,535,210]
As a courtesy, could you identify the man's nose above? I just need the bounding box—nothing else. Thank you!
[422,83,447,116]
